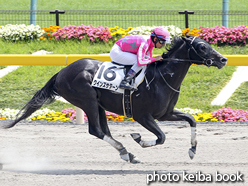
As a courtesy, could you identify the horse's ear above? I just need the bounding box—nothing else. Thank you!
[181,36,191,43]
[185,34,192,38]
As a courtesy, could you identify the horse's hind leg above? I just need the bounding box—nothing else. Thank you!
[83,102,140,163]
[102,135,140,163]
[131,114,166,148]
[98,106,111,137]
[98,107,140,163]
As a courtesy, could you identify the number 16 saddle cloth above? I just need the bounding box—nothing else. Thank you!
[91,61,146,94]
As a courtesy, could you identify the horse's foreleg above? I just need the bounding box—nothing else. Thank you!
[130,133,157,147]
[189,127,197,159]
[158,109,197,159]
[131,114,166,148]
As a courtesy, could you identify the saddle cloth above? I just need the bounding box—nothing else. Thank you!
[91,62,146,94]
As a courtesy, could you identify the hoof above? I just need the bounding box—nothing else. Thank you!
[119,147,141,163]
[188,147,196,160]
[128,153,141,164]
[130,133,141,143]
[120,153,141,163]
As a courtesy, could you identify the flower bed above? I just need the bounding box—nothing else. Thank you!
[127,25,182,38]
[0,108,55,121]
[182,28,201,37]
[0,24,43,41]
[52,24,112,42]
[197,25,248,45]
[194,113,220,122]
[212,107,248,122]
[109,26,133,41]
[40,25,61,41]
[61,108,133,121]
[1,24,248,46]
[1,107,248,123]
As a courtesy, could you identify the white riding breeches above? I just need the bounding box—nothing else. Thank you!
[110,44,143,73]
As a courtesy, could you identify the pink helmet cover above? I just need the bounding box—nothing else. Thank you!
[151,27,171,44]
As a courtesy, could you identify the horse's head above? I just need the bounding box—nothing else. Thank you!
[182,35,227,69]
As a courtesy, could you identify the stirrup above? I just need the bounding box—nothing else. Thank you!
[119,84,137,91]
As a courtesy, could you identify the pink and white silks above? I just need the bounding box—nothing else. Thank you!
[110,35,156,73]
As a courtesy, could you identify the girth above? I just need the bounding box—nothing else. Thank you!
[122,89,132,118]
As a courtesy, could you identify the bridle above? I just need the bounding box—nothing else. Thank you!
[162,36,215,67]
[155,36,215,93]
[185,36,214,67]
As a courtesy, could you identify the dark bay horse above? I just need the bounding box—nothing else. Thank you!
[3,35,227,163]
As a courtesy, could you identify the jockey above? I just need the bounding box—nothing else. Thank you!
[110,27,171,91]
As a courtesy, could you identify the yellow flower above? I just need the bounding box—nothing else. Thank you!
[109,26,131,39]
[182,28,200,37]
[53,117,60,121]
[0,116,7,120]
[193,113,218,122]
[118,116,125,121]
[37,116,41,120]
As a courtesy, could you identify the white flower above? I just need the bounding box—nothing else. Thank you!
[128,25,182,39]
[0,24,43,41]
[0,108,55,121]
[175,107,203,115]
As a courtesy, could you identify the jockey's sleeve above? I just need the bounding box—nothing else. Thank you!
[137,42,156,66]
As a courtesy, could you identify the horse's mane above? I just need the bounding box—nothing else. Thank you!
[165,36,184,57]
[148,36,184,69]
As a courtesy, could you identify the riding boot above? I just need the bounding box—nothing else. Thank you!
[119,69,137,91]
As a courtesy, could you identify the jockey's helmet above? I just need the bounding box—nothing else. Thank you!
[151,27,171,44]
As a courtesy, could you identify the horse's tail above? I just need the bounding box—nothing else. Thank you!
[3,73,59,129]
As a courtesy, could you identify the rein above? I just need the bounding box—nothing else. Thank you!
[158,68,180,93]
[145,63,181,93]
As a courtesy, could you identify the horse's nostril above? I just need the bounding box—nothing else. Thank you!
[221,57,227,63]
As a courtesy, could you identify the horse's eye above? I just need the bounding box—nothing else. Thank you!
[199,44,206,50]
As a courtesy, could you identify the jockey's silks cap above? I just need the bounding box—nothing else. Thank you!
[151,27,171,44]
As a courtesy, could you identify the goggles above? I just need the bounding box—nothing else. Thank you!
[151,33,171,44]
[158,38,166,45]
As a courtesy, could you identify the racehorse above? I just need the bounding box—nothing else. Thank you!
[2,35,227,163]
